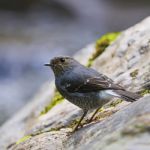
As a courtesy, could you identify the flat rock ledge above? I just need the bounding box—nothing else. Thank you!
[0,17,150,150]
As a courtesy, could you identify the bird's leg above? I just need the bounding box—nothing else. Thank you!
[88,107,101,123]
[73,110,88,132]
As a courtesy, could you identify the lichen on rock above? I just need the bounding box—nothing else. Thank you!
[130,69,139,78]
[122,115,150,136]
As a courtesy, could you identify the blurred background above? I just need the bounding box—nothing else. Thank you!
[0,0,150,126]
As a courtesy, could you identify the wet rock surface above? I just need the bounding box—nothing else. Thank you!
[0,17,150,150]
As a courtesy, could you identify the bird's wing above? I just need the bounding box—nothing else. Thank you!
[65,75,125,93]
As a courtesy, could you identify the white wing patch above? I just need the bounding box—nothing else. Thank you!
[105,90,120,97]
[65,83,71,88]
[99,90,121,101]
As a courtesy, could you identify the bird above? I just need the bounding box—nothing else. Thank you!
[45,56,141,132]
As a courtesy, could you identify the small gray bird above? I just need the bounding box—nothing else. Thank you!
[45,56,141,131]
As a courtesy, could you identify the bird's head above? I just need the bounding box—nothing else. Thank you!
[45,56,78,76]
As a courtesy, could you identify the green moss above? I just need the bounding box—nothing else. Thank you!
[130,69,139,78]
[16,135,32,145]
[109,99,123,107]
[98,107,105,112]
[140,89,150,96]
[40,91,64,115]
[87,32,120,67]
[87,59,93,67]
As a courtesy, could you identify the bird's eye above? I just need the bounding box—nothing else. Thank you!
[60,58,65,63]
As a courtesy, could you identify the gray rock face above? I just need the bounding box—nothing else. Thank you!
[0,17,150,150]
[92,17,150,92]
[66,96,150,150]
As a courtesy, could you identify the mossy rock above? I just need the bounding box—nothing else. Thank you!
[16,135,32,145]
[40,91,64,115]
[109,99,123,107]
[87,32,120,67]
[140,89,150,96]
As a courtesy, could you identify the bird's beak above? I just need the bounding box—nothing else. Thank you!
[44,63,51,67]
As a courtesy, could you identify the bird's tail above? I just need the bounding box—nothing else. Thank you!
[114,90,141,102]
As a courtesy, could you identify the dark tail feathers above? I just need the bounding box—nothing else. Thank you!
[114,90,141,102]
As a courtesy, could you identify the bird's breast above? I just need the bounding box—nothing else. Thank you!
[56,85,103,110]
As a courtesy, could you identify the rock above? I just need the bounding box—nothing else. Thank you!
[0,17,150,150]
[66,96,150,150]
[92,16,150,92]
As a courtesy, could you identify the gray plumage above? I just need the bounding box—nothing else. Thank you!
[45,56,141,131]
